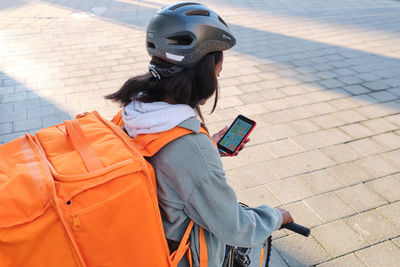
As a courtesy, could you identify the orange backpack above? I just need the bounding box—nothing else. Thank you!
[0,111,207,267]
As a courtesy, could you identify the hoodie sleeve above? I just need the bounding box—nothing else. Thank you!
[156,132,283,247]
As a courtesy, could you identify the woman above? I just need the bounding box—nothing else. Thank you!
[106,2,293,266]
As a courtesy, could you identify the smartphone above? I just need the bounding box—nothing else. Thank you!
[217,115,256,156]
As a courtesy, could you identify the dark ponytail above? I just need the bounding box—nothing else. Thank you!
[105,51,223,123]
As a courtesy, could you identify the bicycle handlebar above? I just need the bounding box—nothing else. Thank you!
[281,222,310,237]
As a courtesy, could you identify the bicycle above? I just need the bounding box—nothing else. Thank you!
[223,203,311,267]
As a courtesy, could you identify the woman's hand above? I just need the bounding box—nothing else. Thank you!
[212,126,250,157]
[277,208,294,228]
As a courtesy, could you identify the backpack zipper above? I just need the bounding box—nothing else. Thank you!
[72,214,81,231]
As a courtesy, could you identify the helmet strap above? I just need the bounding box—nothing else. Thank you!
[149,63,184,80]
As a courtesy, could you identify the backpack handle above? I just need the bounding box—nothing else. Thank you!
[64,119,104,172]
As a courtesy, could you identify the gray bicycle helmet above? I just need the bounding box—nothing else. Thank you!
[146,2,236,72]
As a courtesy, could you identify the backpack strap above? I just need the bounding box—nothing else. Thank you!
[170,221,208,267]
[133,127,208,157]
[111,109,124,127]
[64,119,104,172]
[111,109,215,157]
[112,109,210,266]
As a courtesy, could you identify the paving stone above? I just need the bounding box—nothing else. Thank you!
[0,122,12,135]
[315,71,339,80]
[381,77,400,87]
[217,96,244,109]
[235,163,277,187]
[267,176,314,204]
[356,104,397,119]
[355,156,399,178]
[237,145,276,166]
[269,247,289,267]
[343,85,371,95]
[345,210,400,244]
[235,103,266,116]
[336,183,388,212]
[273,235,330,267]
[0,110,27,123]
[265,155,308,179]
[303,90,336,103]
[280,85,307,96]
[260,88,286,100]
[260,100,289,113]
[317,253,366,267]
[1,92,27,103]
[237,92,265,104]
[13,118,42,132]
[355,241,400,267]
[283,95,310,107]
[263,138,303,158]
[308,102,337,115]
[369,91,399,102]
[305,192,355,222]
[297,169,345,195]
[292,150,336,172]
[377,202,400,227]
[339,123,375,139]
[332,110,367,124]
[329,97,361,110]
[236,185,280,208]
[0,103,14,116]
[382,150,400,167]
[362,81,391,91]
[281,201,322,228]
[237,83,263,93]
[362,117,398,134]
[392,237,400,248]
[386,114,400,126]
[347,138,387,157]
[248,126,274,145]
[291,128,351,151]
[312,220,367,258]
[372,132,400,150]
[288,119,321,135]
[367,176,400,202]
[265,124,299,140]
[311,114,343,129]
[328,162,373,185]
[225,169,246,191]
[318,79,345,89]
[320,144,361,164]
[221,154,246,170]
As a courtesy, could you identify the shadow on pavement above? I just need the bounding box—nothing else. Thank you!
[37,0,400,112]
[0,72,72,144]
[0,0,26,10]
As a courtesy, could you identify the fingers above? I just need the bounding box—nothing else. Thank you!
[277,208,294,228]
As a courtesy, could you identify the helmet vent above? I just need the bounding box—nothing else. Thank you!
[166,35,193,45]
[184,9,210,16]
[147,42,155,49]
[218,16,228,27]
[169,2,200,11]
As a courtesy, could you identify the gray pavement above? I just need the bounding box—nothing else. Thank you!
[1,0,400,266]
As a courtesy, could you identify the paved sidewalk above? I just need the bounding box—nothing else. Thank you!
[1,0,400,265]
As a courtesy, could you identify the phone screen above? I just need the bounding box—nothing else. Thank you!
[217,115,256,156]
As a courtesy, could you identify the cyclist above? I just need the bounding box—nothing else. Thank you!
[106,2,293,266]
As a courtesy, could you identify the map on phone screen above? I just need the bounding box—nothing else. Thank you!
[219,119,252,151]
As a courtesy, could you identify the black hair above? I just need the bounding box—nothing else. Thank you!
[105,51,223,123]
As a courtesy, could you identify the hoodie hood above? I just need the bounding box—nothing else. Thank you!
[123,101,197,137]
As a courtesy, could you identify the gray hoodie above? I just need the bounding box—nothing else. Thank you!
[123,102,283,267]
